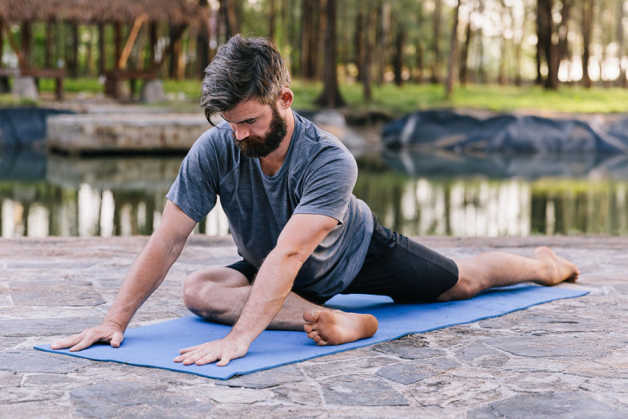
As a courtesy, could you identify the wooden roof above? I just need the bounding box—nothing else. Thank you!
[0,0,206,24]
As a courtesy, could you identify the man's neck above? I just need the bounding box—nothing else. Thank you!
[259,109,295,176]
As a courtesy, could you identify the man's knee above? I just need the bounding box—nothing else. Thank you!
[183,269,223,312]
[182,268,249,317]
[437,269,482,301]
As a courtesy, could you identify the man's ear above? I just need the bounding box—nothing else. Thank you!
[277,88,294,109]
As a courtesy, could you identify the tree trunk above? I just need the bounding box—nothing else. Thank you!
[300,0,313,78]
[445,0,461,98]
[354,8,363,81]
[477,0,486,83]
[497,36,507,85]
[98,23,106,74]
[513,2,527,86]
[220,0,240,40]
[197,0,211,78]
[362,7,376,101]
[0,20,7,92]
[556,0,573,83]
[65,22,79,77]
[148,22,158,66]
[616,0,626,87]
[86,27,94,76]
[0,20,4,68]
[375,1,390,85]
[581,0,593,88]
[21,22,32,70]
[269,0,276,42]
[393,22,405,86]
[415,1,424,83]
[315,0,345,107]
[538,0,558,89]
[169,26,183,79]
[431,0,442,83]
[114,22,123,70]
[459,17,472,85]
[535,0,543,84]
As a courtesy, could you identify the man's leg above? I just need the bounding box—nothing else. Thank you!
[438,246,579,301]
[182,267,377,345]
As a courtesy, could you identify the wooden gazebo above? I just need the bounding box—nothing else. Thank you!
[0,0,210,100]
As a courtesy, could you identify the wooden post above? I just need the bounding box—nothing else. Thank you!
[148,21,158,67]
[114,22,123,70]
[98,23,106,74]
[118,14,148,70]
[21,21,32,70]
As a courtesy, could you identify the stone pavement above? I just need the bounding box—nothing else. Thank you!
[1,235,627,418]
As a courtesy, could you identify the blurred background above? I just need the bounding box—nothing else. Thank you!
[1,0,627,239]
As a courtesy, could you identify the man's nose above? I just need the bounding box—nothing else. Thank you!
[233,125,249,140]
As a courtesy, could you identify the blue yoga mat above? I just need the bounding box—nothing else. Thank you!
[35,284,587,380]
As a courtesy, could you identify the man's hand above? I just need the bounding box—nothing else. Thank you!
[51,322,124,352]
[174,334,251,367]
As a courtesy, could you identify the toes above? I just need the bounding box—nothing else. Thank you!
[304,323,314,333]
[303,309,321,323]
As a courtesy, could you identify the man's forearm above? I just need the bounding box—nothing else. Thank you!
[229,249,303,342]
[103,233,186,330]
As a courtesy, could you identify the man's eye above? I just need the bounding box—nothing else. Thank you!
[246,119,257,125]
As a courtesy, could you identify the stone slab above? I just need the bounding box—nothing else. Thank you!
[0,235,626,417]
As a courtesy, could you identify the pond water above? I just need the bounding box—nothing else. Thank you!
[1,148,627,238]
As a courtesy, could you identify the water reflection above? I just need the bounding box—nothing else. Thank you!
[0,148,627,237]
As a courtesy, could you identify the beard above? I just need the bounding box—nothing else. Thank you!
[234,105,287,158]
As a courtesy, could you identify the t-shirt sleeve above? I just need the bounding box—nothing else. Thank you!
[293,147,357,223]
[166,134,219,222]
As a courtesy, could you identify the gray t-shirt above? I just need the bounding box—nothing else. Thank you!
[166,111,373,300]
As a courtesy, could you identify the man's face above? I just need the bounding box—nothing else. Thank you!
[222,99,287,158]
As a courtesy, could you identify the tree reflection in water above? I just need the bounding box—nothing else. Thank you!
[0,150,627,237]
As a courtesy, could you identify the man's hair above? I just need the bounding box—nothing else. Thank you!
[200,35,290,124]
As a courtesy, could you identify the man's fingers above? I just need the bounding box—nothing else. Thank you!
[216,355,231,367]
[69,331,101,352]
[178,344,200,355]
[196,352,221,366]
[51,333,82,349]
[110,331,123,348]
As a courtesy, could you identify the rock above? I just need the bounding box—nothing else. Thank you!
[468,392,627,419]
[0,350,88,373]
[215,364,304,389]
[321,374,409,406]
[373,335,444,359]
[376,362,437,385]
[10,280,105,307]
[11,76,38,101]
[140,80,166,103]
[70,381,213,418]
[382,110,628,153]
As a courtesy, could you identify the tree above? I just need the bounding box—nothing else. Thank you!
[315,0,345,107]
[445,0,461,98]
[616,0,626,87]
[431,0,443,83]
[197,0,211,78]
[392,19,405,86]
[581,0,594,88]
[459,6,473,86]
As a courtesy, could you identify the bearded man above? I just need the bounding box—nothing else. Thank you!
[53,35,579,366]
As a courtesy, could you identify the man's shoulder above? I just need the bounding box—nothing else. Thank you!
[294,112,352,158]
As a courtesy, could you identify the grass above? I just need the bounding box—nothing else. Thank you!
[25,77,628,114]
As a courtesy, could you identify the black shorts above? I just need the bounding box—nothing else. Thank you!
[226,217,459,305]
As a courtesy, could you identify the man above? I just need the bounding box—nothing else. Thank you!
[53,35,579,367]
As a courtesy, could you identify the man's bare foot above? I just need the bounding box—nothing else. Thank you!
[303,309,378,346]
[534,246,580,285]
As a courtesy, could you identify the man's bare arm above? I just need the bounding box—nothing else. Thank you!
[174,213,337,366]
[52,200,196,351]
